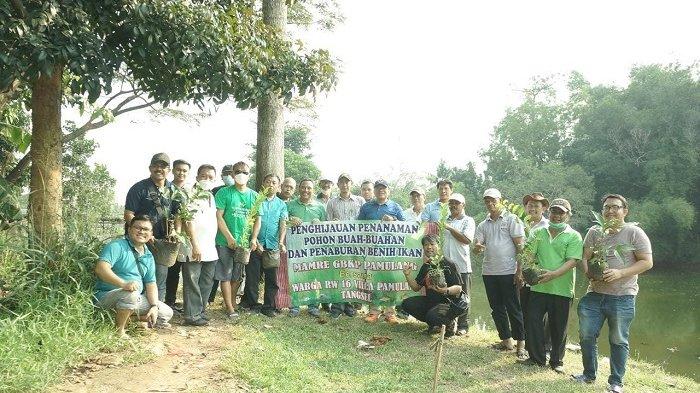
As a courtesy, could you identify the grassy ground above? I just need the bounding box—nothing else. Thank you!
[221,311,698,393]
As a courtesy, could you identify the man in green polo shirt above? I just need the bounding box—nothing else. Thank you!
[518,198,583,373]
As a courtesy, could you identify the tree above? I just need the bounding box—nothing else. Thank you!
[0,0,337,241]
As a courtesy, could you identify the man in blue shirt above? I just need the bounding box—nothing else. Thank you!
[358,180,404,324]
[421,179,453,222]
[95,215,173,338]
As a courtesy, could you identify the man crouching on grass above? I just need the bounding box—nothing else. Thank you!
[94,214,173,338]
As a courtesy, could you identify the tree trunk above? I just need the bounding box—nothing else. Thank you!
[255,0,287,189]
[29,64,64,242]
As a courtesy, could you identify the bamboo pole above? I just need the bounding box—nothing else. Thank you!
[431,324,446,393]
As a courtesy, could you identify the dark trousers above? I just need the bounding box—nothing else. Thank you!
[526,291,571,367]
[209,279,218,303]
[521,285,552,353]
[401,296,457,329]
[182,260,216,321]
[165,261,182,305]
[241,251,278,310]
[457,273,472,330]
[483,274,525,341]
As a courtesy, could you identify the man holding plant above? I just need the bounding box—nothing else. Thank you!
[518,198,582,373]
[572,194,653,393]
[421,179,453,222]
[214,161,259,319]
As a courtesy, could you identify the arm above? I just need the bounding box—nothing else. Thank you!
[143,282,159,325]
[185,220,200,261]
[603,251,653,282]
[216,209,237,248]
[445,224,471,244]
[95,261,138,291]
[278,218,287,253]
[431,284,463,297]
[538,259,578,284]
[250,216,261,251]
[402,263,422,292]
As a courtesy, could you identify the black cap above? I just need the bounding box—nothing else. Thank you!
[374,179,389,188]
[150,152,170,166]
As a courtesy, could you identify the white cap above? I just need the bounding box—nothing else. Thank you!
[449,193,465,204]
[483,188,502,199]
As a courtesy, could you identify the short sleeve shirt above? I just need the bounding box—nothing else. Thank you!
[443,215,476,274]
[94,238,155,300]
[357,200,404,221]
[124,178,180,239]
[584,224,652,296]
[258,196,289,250]
[529,225,583,298]
[402,207,424,223]
[474,211,525,275]
[214,186,258,246]
[287,198,326,223]
[326,194,364,221]
[421,200,446,222]
[414,259,463,306]
[191,194,219,261]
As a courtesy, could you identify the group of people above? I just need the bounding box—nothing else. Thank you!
[93,152,653,393]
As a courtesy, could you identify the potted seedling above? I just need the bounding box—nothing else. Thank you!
[425,203,449,288]
[497,199,546,285]
[235,187,270,265]
[587,211,636,280]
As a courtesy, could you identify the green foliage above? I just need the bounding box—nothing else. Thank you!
[284,148,321,181]
[630,197,696,263]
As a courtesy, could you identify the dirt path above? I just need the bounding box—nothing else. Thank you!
[54,312,253,393]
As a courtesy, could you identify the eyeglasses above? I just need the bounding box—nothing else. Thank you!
[603,205,624,212]
[234,170,249,175]
[131,225,152,233]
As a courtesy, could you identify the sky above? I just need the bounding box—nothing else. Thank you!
[72,0,699,204]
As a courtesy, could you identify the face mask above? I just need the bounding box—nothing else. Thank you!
[234,173,249,185]
[223,175,234,186]
[549,222,567,231]
[197,179,213,190]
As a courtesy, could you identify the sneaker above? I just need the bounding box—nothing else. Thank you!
[330,310,342,320]
[364,314,379,323]
[184,318,208,327]
[607,384,623,393]
[385,315,399,325]
[516,358,545,368]
[343,305,356,317]
[551,365,565,374]
[571,374,595,384]
[261,308,277,318]
[289,308,300,317]
[455,329,468,336]
[308,307,321,317]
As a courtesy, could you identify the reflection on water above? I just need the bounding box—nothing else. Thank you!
[467,269,699,382]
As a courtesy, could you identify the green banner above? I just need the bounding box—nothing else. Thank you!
[287,220,425,307]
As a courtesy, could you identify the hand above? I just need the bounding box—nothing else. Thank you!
[381,214,395,221]
[602,268,623,282]
[289,217,302,227]
[226,237,237,250]
[146,306,158,326]
[121,281,139,292]
[250,239,259,251]
[402,262,413,277]
[191,244,202,262]
[537,270,557,284]
[473,243,485,254]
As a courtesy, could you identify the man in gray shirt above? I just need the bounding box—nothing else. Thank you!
[572,194,653,393]
[474,188,526,357]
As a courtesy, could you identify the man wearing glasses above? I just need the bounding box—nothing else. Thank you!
[572,194,653,393]
[94,215,174,338]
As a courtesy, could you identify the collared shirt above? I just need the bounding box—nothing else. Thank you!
[214,186,258,246]
[258,196,289,250]
[191,193,219,261]
[357,199,405,221]
[287,198,326,223]
[95,238,155,300]
[443,214,476,274]
[529,225,583,298]
[124,178,180,239]
[529,217,549,233]
[474,210,525,275]
[421,199,447,222]
[402,206,424,223]
[326,194,364,220]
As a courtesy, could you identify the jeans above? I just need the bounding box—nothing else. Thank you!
[182,260,216,321]
[155,263,169,302]
[578,292,636,386]
[483,274,525,341]
[165,261,182,305]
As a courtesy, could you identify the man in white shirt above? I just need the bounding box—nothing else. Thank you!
[402,187,426,223]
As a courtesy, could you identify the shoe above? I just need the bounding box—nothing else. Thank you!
[455,329,468,336]
[261,308,277,318]
[330,311,342,320]
[227,311,240,320]
[571,374,595,384]
[607,384,623,393]
[154,322,172,329]
[385,315,399,325]
[200,314,210,321]
[551,365,565,374]
[516,358,545,368]
[343,305,356,317]
[308,307,321,317]
[516,348,528,360]
[364,314,379,323]
[491,341,514,351]
[289,308,300,317]
[184,318,209,327]
[321,303,331,312]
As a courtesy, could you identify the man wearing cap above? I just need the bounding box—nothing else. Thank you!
[357,180,405,324]
[317,178,334,206]
[403,187,426,223]
[473,188,527,356]
[208,164,235,305]
[360,180,374,203]
[326,173,365,319]
[421,179,453,222]
[124,153,181,302]
[443,192,476,336]
[518,198,582,373]
[278,177,297,203]
[572,194,653,393]
[166,159,194,313]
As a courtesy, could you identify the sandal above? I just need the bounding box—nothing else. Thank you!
[516,348,528,359]
[491,342,514,351]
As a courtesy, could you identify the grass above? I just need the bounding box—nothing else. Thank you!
[221,311,698,393]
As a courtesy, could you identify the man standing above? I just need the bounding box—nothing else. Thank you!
[274,176,297,310]
[124,153,180,302]
[181,164,218,326]
[358,179,405,324]
[94,215,173,338]
[166,159,192,312]
[214,161,259,319]
[402,188,426,223]
[421,179,453,222]
[442,193,476,336]
[518,198,582,373]
[287,178,327,317]
[473,188,526,357]
[245,174,288,317]
[208,164,235,305]
[572,194,653,393]
[317,178,333,206]
[360,180,373,203]
[279,177,297,202]
[326,173,365,319]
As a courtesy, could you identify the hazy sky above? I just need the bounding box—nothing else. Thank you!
[75,0,699,204]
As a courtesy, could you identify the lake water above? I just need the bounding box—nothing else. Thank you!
[468,267,699,381]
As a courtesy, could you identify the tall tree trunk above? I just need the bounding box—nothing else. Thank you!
[29,64,64,242]
[255,0,287,189]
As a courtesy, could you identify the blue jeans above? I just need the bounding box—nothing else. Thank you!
[577,292,635,386]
